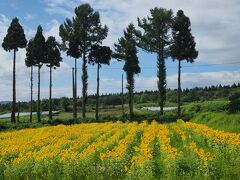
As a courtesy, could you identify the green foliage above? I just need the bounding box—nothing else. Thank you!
[45,36,62,68]
[2,17,27,51]
[183,101,228,114]
[89,45,112,66]
[227,92,240,113]
[190,112,240,133]
[32,25,46,66]
[170,10,198,62]
[60,97,71,112]
[25,39,35,67]
[181,100,240,133]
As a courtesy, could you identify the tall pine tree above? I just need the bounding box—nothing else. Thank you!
[25,39,35,123]
[137,8,172,115]
[89,45,112,121]
[32,25,46,122]
[60,23,81,121]
[2,17,27,123]
[45,36,62,120]
[170,10,198,117]
[114,24,141,119]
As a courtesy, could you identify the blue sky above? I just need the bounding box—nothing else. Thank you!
[0,0,240,101]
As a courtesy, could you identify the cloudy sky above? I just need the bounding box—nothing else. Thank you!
[0,0,240,101]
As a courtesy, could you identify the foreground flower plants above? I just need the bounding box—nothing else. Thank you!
[0,120,239,179]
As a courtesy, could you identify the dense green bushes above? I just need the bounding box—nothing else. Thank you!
[227,92,240,113]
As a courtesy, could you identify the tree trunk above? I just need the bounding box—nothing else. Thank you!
[37,65,41,122]
[130,75,134,119]
[121,74,124,119]
[49,66,52,121]
[74,59,77,119]
[72,68,76,121]
[17,102,20,123]
[157,50,166,116]
[95,63,100,121]
[127,72,134,119]
[178,60,181,117]
[30,66,33,123]
[82,52,88,118]
[11,49,16,123]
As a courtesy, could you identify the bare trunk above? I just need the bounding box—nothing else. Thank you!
[157,48,166,116]
[121,74,124,119]
[82,52,87,118]
[95,63,100,121]
[129,79,134,119]
[75,59,77,119]
[37,65,41,122]
[30,66,33,123]
[72,68,76,120]
[17,102,20,123]
[178,60,181,117]
[49,66,52,121]
[11,49,16,123]
[127,72,134,119]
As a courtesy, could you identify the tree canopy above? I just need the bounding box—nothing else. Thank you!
[89,45,112,66]
[45,36,62,68]
[2,17,27,51]
[170,10,198,62]
[32,25,46,66]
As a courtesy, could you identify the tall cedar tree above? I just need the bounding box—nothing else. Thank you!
[45,36,62,120]
[59,24,81,120]
[114,24,141,119]
[25,39,35,122]
[89,45,112,121]
[59,3,108,118]
[137,8,172,115]
[170,10,198,117]
[2,17,27,123]
[32,25,46,122]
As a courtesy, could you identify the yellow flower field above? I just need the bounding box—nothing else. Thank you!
[0,120,239,179]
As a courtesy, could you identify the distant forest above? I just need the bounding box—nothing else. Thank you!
[0,83,239,113]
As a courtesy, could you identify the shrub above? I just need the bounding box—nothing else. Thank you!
[228,92,240,113]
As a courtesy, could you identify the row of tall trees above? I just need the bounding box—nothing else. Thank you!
[25,26,62,122]
[136,8,198,117]
[2,3,197,123]
[59,4,110,121]
[2,19,62,123]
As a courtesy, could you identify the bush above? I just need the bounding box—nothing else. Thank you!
[228,92,240,113]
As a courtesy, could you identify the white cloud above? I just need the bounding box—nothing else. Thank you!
[133,71,240,90]
[43,0,240,64]
[24,13,35,21]
[45,19,61,41]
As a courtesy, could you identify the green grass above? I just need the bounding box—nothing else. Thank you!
[181,100,240,133]
[190,112,240,133]
[1,100,240,133]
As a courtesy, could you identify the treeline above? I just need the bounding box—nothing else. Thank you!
[1,83,239,113]
[2,3,198,123]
